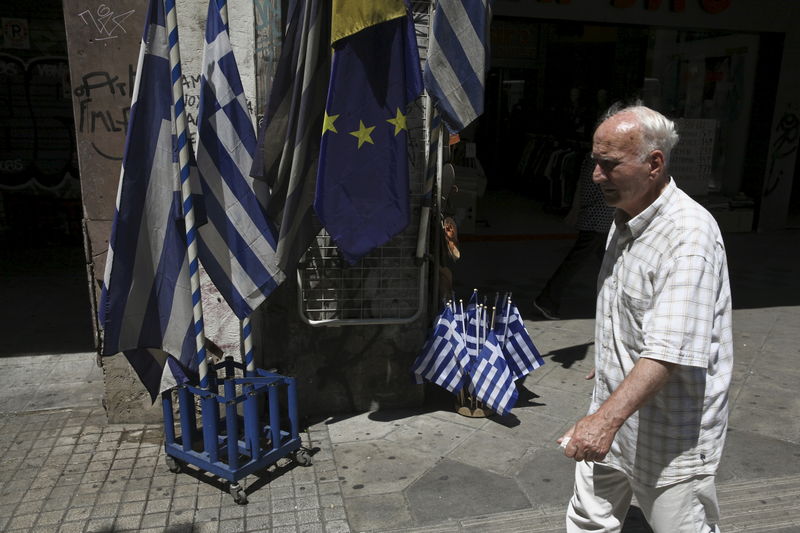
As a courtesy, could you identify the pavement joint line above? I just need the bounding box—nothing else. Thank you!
[369,473,800,533]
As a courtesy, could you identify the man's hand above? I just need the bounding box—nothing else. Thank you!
[557,357,676,463]
[559,412,619,462]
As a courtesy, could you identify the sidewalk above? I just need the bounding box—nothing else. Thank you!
[328,305,800,532]
[1,230,799,532]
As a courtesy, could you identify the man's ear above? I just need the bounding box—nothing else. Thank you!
[649,150,665,178]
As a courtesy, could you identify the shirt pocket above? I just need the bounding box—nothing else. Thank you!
[616,289,651,356]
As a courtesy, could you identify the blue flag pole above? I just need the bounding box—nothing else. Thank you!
[165,0,209,387]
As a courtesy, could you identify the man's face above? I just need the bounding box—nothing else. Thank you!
[591,113,658,217]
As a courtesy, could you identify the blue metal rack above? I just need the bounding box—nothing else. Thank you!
[161,357,311,504]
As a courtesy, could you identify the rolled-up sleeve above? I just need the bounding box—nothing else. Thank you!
[641,251,720,368]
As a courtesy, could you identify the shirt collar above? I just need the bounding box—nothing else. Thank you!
[616,177,676,239]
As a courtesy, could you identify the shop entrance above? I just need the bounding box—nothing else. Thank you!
[446,18,774,320]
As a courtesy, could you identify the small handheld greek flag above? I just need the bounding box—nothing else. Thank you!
[468,331,518,415]
[497,300,544,380]
[412,306,470,394]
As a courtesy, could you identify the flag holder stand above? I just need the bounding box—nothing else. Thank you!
[161,356,312,504]
[454,389,490,418]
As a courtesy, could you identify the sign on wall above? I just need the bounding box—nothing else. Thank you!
[671,118,717,196]
[2,18,30,49]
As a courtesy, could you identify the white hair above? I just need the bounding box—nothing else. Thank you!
[603,104,680,165]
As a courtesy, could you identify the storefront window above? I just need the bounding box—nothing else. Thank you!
[645,28,760,198]
[483,19,767,219]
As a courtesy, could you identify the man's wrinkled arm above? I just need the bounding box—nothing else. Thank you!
[559,357,675,462]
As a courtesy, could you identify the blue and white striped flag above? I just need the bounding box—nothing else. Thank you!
[468,330,518,415]
[499,301,545,380]
[464,289,479,355]
[195,0,285,319]
[98,0,196,399]
[412,306,470,394]
[251,0,330,274]
[423,0,492,132]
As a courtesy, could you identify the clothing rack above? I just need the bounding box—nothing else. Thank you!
[516,133,590,209]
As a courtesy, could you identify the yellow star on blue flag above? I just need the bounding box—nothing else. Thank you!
[386,108,408,136]
[322,111,339,134]
[349,120,375,148]
[314,1,423,264]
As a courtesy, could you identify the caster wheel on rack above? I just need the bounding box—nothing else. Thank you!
[230,483,248,505]
[293,449,313,467]
[165,455,181,473]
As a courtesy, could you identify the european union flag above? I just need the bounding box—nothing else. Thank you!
[314,0,423,264]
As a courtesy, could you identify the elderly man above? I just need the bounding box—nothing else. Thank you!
[559,104,733,533]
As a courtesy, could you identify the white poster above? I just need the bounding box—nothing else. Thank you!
[672,118,717,196]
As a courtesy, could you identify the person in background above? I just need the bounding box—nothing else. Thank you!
[533,154,614,320]
[558,104,733,533]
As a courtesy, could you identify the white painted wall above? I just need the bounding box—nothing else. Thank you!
[176,0,258,139]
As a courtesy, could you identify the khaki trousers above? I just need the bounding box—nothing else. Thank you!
[566,461,721,533]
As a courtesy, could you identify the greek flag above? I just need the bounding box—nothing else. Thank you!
[98,0,196,399]
[464,289,480,355]
[499,301,545,380]
[469,330,518,415]
[411,306,470,393]
[195,0,285,319]
[423,0,492,132]
[251,0,330,274]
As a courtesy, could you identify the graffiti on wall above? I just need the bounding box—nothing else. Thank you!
[77,4,136,42]
[0,53,78,191]
[764,105,799,197]
[181,73,256,145]
[72,64,135,160]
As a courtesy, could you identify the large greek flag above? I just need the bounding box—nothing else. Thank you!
[251,0,330,274]
[195,0,285,318]
[423,0,492,132]
[98,0,196,399]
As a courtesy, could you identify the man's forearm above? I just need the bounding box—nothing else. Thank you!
[560,357,677,461]
[595,357,676,430]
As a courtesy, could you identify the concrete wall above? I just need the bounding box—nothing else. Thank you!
[64,0,262,422]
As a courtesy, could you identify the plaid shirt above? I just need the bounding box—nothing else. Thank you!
[591,178,733,487]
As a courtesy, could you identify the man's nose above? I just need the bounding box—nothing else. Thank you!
[592,164,605,183]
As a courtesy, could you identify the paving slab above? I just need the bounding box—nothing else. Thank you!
[718,429,800,483]
[447,424,536,476]
[333,439,439,498]
[327,413,399,445]
[405,458,531,526]
[515,446,577,510]
[344,492,414,532]
[382,413,476,457]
